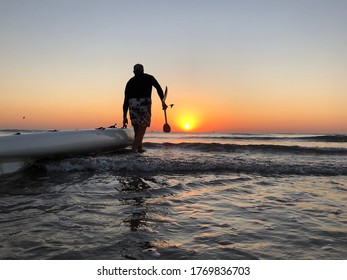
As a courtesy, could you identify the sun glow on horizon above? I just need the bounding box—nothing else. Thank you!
[177,114,198,132]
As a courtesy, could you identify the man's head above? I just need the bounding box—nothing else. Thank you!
[133,64,144,75]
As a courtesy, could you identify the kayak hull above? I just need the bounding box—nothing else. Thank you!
[0,128,134,175]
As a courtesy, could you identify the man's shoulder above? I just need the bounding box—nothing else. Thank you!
[144,73,155,79]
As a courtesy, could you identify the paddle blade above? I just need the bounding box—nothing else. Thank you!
[163,86,168,102]
[163,107,171,133]
[163,123,171,133]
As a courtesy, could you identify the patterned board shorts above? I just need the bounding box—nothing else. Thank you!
[129,98,152,127]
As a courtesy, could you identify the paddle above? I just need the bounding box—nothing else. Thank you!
[163,86,171,133]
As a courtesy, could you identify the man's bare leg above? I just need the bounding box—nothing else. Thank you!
[132,125,146,152]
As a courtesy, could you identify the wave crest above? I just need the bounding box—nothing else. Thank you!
[145,142,347,155]
[39,151,347,176]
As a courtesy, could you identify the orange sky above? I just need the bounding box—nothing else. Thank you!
[1,1,346,134]
[1,71,346,133]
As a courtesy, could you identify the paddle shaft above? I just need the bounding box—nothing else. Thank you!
[163,86,171,133]
[164,109,168,124]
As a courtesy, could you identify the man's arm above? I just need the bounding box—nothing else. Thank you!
[123,84,130,127]
[152,77,164,100]
[152,76,167,110]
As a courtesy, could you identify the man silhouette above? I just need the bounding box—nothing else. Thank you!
[123,64,167,152]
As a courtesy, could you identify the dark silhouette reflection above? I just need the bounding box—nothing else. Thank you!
[118,177,151,232]
[116,176,163,259]
[125,197,146,232]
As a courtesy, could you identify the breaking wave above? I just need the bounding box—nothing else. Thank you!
[151,134,347,143]
[37,142,347,176]
[145,142,347,155]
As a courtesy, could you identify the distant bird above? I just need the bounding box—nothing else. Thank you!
[22,116,26,119]
[169,104,174,108]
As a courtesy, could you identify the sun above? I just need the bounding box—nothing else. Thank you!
[177,114,197,131]
[183,123,192,131]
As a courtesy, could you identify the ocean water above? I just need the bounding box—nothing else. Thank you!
[0,130,346,259]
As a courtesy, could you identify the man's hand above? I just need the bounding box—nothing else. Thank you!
[123,117,128,128]
[162,101,168,110]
